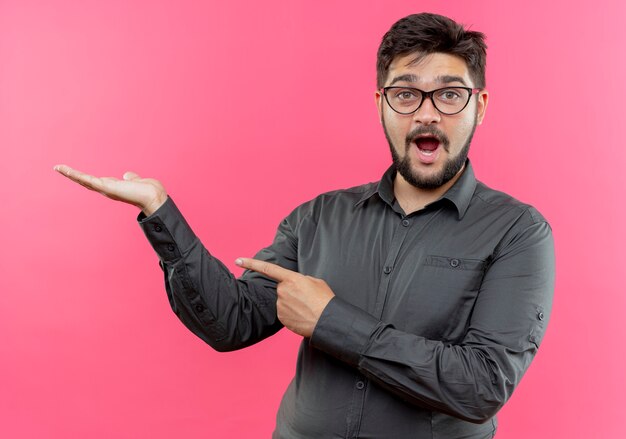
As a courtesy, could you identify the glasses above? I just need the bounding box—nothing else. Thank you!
[380,86,481,115]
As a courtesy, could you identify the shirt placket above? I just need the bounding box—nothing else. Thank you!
[345,210,436,438]
[373,215,414,318]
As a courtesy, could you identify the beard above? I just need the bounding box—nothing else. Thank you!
[382,115,478,190]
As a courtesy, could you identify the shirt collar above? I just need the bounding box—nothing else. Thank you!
[355,160,477,220]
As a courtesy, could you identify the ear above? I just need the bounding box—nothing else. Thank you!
[476,89,489,125]
[375,90,383,124]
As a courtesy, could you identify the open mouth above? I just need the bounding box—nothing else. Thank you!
[414,137,440,155]
[412,136,442,163]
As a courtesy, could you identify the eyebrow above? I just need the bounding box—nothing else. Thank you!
[388,74,468,87]
[389,74,418,86]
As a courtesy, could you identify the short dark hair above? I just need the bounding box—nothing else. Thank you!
[376,13,487,89]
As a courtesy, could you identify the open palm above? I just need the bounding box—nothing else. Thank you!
[54,164,168,216]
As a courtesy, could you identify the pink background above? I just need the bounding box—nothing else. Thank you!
[1,1,625,437]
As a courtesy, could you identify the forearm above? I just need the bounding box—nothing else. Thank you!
[310,298,512,423]
[138,197,283,351]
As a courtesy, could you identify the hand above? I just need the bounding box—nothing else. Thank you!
[235,258,335,338]
[54,164,168,216]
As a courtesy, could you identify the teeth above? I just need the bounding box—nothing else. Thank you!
[420,149,434,156]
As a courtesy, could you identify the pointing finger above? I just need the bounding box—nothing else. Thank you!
[235,257,297,282]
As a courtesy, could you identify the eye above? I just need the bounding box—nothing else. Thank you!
[437,89,462,101]
[393,89,419,101]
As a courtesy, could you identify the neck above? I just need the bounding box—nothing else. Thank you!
[393,164,465,215]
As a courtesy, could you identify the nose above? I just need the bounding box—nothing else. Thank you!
[413,95,441,125]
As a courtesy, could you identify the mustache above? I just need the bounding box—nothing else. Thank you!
[405,127,450,152]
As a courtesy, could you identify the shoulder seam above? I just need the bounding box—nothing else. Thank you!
[474,188,546,225]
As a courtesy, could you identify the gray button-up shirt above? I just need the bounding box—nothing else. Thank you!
[138,161,555,439]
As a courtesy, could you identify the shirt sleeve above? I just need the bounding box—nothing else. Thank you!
[309,213,555,423]
[137,196,295,352]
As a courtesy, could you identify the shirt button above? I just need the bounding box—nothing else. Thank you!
[383,266,392,274]
[450,258,460,268]
[167,244,175,251]
[401,219,410,227]
[538,312,545,321]
[195,304,204,312]
[356,381,365,390]
[154,225,162,232]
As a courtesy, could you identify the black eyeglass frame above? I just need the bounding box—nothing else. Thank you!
[380,86,482,116]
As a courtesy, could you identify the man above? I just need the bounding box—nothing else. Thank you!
[55,13,555,439]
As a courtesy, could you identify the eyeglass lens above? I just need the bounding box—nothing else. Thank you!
[385,87,471,115]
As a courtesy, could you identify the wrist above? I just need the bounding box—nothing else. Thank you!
[141,193,168,216]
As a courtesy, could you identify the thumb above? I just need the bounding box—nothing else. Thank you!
[123,171,141,181]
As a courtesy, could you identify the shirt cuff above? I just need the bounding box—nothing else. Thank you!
[310,297,382,367]
[136,196,198,263]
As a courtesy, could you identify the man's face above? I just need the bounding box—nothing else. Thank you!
[376,52,489,189]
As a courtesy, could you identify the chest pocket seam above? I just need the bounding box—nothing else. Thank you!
[424,255,487,272]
